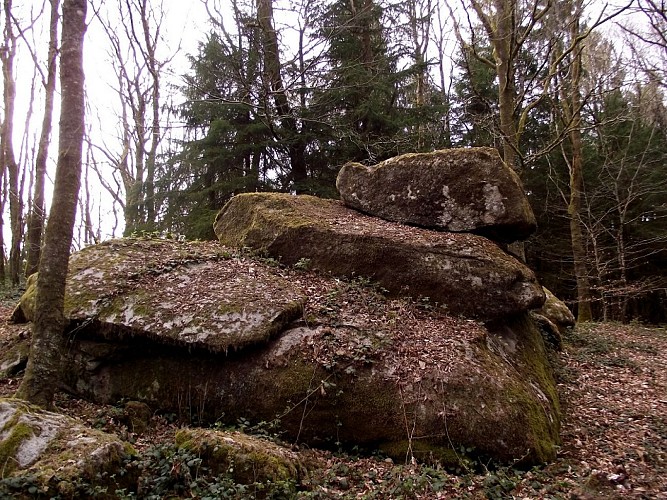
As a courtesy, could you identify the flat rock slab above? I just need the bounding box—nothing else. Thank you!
[15,239,305,354]
[214,193,544,320]
[336,148,536,242]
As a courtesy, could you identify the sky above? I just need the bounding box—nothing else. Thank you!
[7,1,210,244]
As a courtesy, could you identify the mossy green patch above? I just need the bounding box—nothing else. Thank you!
[482,314,561,463]
[0,422,34,476]
[0,397,134,494]
[175,428,305,486]
[214,193,331,253]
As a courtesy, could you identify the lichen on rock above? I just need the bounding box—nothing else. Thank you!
[0,398,132,492]
[336,148,536,242]
[13,238,306,354]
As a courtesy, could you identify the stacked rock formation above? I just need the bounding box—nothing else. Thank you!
[8,147,562,467]
[336,147,536,242]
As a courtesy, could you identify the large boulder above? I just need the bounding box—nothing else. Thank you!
[11,239,560,466]
[0,398,133,496]
[213,193,544,320]
[336,148,537,242]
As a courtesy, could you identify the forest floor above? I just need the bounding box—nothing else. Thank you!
[0,295,666,499]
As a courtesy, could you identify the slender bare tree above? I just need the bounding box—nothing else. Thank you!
[95,0,175,235]
[16,0,87,408]
[556,0,593,321]
[1,0,23,284]
[25,0,60,278]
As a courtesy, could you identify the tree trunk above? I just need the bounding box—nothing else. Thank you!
[1,0,22,285]
[141,0,160,226]
[569,147,593,322]
[256,0,307,190]
[493,0,519,171]
[566,3,593,322]
[0,171,5,280]
[25,0,60,278]
[16,0,87,409]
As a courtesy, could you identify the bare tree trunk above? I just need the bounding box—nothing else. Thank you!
[468,0,535,261]
[405,0,432,150]
[434,2,452,147]
[1,0,22,285]
[16,0,87,409]
[0,169,5,280]
[25,0,60,278]
[138,0,161,225]
[569,126,594,321]
[564,1,593,322]
[81,146,98,245]
[98,0,171,234]
[257,0,307,190]
[0,53,6,280]
[469,0,520,170]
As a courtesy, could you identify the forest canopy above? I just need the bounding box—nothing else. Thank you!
[1,0,666,323]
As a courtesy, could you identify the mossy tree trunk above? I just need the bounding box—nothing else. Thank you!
[16,0,87,409]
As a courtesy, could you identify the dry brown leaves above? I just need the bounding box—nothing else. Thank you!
[1,295,666,498]
[543,323,667,499]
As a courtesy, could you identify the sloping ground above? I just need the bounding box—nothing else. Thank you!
[1,299,665,498]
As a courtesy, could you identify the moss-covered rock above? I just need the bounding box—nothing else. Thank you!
[214,193,544,320]
[0,331,29,377]
[9,273,37,324]
[175,428,314,485]
[336,148,536,243]
[60,309,559,464]
[11,238,560,466]
[0,398,133,493]
[12,239,306,354]
[122,401,152,434]
[537,287,575,333]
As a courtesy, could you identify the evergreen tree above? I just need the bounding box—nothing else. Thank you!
[310,0,418,164]
[168,12,276,238]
